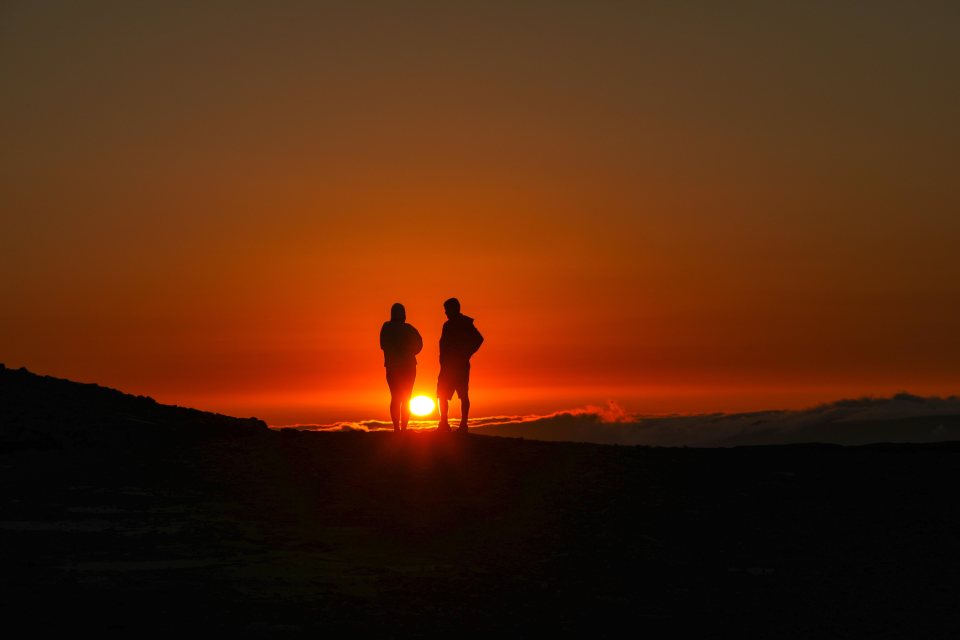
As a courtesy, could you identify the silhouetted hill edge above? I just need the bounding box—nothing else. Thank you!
[471,397,960,447]
[0,364,268,448]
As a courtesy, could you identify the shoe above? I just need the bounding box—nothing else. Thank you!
[437,421,451,432]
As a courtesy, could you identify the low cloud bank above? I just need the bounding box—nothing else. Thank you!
[280,394,960,447]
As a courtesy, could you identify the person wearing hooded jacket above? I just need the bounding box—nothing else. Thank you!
[380,302,423,432]
[436,297,484,433]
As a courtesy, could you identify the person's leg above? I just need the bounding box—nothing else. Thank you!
[438,397,450,431]
[399,370,414,431]
[437,368,451,431]
[458,392,470,431]
[387,370,401,431]
[389,395,401,431]
[399,399,410,430]
[456,367,471,432]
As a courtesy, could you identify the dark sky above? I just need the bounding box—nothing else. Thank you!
[2,1,958,423]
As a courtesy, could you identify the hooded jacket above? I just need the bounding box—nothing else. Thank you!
[439,313,484,366]
[380,321,423,368]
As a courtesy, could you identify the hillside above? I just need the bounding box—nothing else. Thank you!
[2,368,960,636]
[0,364,267,447]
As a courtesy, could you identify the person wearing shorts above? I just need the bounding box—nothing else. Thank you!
[436,297,484,433]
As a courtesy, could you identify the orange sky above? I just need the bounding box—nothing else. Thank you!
[2,1,958,424]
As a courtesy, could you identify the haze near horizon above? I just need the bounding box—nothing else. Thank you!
[2,1,958,424]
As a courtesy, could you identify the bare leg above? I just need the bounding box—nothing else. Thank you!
[389,395,401,432]
[400,394,411,431]
[438,398,450,431]
[458,394,470,431]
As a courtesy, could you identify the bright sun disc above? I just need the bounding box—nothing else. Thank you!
[409,395,435,416]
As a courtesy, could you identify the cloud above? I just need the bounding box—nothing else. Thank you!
[281,394,960,447]
[473,393,960,447]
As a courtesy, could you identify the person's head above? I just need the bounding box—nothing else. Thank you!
[390,302,406,322]
[443,297,460,319]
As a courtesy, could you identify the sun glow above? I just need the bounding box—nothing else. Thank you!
[410,395,435,416]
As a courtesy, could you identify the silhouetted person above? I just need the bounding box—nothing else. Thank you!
[380,303,423,432]
[436,297,483,433]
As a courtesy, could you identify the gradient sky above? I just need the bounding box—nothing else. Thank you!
[2,1,958,424]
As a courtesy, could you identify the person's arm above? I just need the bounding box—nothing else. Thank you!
[412,326,423,356]
[438,321,450,358]
[469,324,484,356]
[380,323,393,353]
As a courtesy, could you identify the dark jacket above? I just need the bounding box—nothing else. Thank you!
[439,314,484,366]
[380,321,423,368]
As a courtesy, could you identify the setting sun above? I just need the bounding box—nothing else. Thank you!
[409,395,435,416]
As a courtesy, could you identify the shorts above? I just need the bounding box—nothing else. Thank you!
[386,365,416,398]
[437,362,470,400]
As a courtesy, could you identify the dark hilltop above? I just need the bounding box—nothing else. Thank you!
[0,364,268,448]
[3,365,960,637]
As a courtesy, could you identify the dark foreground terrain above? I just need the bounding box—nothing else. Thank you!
[3,366,960,637]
